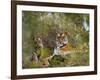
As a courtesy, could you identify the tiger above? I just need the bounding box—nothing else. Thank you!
[53,32,88,57]
[53,32,70,56]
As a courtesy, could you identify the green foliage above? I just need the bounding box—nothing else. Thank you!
[22,11,89,68]
[49,55,65,67]
[37,48,51,59]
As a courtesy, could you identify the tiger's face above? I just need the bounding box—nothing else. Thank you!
[56,32,68,45]
[57,33,65,44]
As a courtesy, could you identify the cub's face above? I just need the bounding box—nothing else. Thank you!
[33,36,43,48]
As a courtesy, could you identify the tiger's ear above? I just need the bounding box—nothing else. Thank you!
[64,32,68,35]
[61,33,65,37]
[65,32,70,36]
[57,33,60,37]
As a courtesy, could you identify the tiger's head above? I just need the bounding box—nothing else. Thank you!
[56,32,68,45]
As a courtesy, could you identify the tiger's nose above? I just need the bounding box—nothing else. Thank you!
[59,39,63,42]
